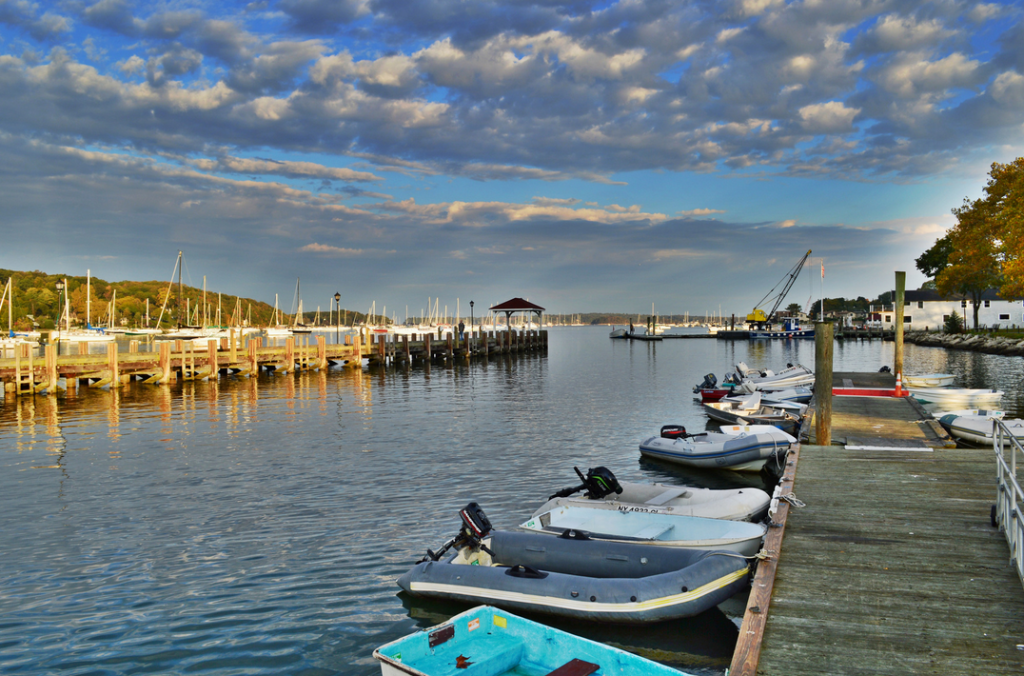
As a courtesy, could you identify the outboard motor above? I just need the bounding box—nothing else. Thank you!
[660,424,689,440]
[694,373,717,391]
[548,466,623,500]
[420,502,494,562]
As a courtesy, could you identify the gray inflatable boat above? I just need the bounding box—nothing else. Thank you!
[397,504,750,623]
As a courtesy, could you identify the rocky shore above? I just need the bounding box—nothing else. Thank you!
[905,331,1024,356]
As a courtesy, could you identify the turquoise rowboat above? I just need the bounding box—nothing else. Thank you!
[374,605,691,676]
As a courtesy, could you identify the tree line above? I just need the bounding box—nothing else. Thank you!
[0,270,370,332]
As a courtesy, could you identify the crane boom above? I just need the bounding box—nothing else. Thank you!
[746,249,812,329]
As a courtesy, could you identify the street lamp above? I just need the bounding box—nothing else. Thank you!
[469,300,474,346]
[334,292,341,344]
[55,279,65,355]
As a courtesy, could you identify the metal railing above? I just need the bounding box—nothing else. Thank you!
[994,418,1024,588]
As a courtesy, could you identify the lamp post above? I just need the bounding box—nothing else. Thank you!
[469,301,474,347]
[334,292,341,344]
[55,279,65,355]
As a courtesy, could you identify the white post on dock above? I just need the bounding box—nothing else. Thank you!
[894,270,905,383]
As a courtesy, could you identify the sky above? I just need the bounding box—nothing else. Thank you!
[1,0,1023,319]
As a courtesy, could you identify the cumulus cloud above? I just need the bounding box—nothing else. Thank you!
[799,101,860,134]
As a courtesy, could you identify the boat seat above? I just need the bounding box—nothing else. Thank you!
[634,524,674,540]
[545,658,600,676]
[645,487,691,506]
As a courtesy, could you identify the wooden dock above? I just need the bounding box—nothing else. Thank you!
[731,373,1024,675]
[0,329,547,396]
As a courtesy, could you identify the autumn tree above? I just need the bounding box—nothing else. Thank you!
[935,196,1002,329]
[984,158,1024,298]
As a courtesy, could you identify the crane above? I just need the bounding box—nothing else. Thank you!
[746,249,813,330]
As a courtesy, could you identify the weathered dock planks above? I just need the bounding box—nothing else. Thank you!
[730,374,1024,676]
[0,329,547,396]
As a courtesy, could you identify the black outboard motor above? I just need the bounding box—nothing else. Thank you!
[548,466,624,500]
[660,424,688,440]
[420,502,494,562]
[693,373,717,392]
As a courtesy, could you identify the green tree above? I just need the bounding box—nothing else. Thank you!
[944,310,964,334]
[785,302,801,315]
[936,196,1002,330]
[915,234,953,279]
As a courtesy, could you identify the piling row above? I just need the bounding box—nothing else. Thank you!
[0,329,547,396]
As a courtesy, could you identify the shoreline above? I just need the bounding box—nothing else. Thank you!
[904,330,1024,356]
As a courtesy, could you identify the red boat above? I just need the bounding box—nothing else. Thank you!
[697,388,732,401]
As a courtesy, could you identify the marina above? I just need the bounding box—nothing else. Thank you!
[2,327,1024,676]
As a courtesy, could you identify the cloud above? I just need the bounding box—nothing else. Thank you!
[299,243,365,256]
[798,101,860,134]
[678,208,726,217]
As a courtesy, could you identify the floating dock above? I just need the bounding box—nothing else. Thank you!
[731,372,1024,675]
[0,329,548,396]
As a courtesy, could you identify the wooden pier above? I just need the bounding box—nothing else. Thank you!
[0,329,547,396]
[730,373,1024,675]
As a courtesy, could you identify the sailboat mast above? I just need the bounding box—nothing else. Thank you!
[177,251,183,329]
[87,269,91,328]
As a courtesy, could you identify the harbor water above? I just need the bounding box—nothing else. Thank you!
[2,327,1022,676]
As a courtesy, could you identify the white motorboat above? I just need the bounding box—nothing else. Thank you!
[521,501,767,556]
[729,362,815,389]
[535,466,770,522]
[904,373,955,387]
[719,390,807,415]
[639,425,796,471]
[908,387,1003,408]
[702,397,804,432]
[938,412,1024,447]
[609,327,628,339]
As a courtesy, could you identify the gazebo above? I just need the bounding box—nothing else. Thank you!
[489,298,545,329]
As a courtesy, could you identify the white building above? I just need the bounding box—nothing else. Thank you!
[868,289,1024,331]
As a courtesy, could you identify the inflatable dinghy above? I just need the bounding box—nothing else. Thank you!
[398,504,750,623]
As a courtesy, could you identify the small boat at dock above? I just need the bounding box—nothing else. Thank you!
[907,386,1003,408]
[938,411,1024,447]
[534,466,770,521]
[640,424,795,471]
[373,605,694,676]
[398,504,750,623]
[520,501,767,555]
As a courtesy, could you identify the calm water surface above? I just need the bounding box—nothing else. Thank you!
[2,328,1022,676]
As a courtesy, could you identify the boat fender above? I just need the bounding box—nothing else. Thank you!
[505,564,548,579]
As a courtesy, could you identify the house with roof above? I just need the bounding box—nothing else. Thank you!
[867,289,1024,331]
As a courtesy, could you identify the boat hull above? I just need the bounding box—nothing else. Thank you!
[639,430,794,471]
[908,387,1003,408]
[374,605,691,676]
[521,502,766,555]
[398,531,750,623]
[531,481,771,522]
[938,414,1024,446]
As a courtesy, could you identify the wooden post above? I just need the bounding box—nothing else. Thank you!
[229,329,237,363]
[129,340,139,353]
[814,321,833,446]
[446,333,453,359]
[78,341,89,356]
[424,333,431,362]
[894,270,906,382]
[404,335,410,362]
[317,335,327,370]
[158,341,171,383]
[349,332,361,368]
[284,337,295,373]
[108,342,120,388]
[248,340,258,375]
[45,344,57,394]
[207,339,218,379]
[483,331,489,356]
